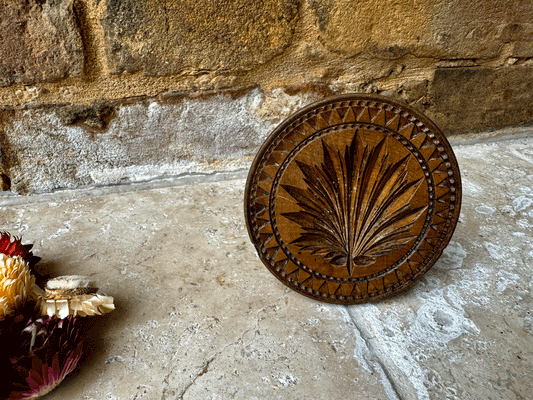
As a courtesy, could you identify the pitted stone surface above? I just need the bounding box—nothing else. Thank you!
[0,0,83,87]
[429,66,533,134]
[102,0,300,75]
[310,0,533,59]
[0,130,531,399]
[0,88,326,194]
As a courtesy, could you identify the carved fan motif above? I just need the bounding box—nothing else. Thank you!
[281,133,426,276]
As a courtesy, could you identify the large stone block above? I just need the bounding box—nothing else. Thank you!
[429,66,533,134]
[0,0,83,87]
[0,87,330,194]
[102,0,300,75]
[309,0,431,59]
[0,90,270,193]
[428,1,526,59]
[310,0,533,60]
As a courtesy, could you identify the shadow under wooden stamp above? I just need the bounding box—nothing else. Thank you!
[245,94,461,304]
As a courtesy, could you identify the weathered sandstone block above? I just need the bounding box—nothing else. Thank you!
[429,66,533,134]
[310,0,533,60]
[102,0,300,75]
[0,0,83,87]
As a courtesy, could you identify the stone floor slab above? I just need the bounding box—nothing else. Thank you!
[0,130,532,400]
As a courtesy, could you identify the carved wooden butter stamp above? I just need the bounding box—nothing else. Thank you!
[245,94,461,304]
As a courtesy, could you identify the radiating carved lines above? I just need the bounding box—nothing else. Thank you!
[268,123,435,284]
[281,132,426,276]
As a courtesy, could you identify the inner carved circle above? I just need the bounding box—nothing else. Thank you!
[270,124,433,281]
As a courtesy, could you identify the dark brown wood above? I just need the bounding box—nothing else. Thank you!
[245,94,461,304]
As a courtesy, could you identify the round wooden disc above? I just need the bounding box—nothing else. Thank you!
[245,94,461,304]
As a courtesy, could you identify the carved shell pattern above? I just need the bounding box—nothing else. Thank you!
[281,131,426,276]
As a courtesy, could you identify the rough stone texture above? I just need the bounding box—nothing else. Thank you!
[309,0,533,59]
[500,22,533,58]
[102,0,300,75]
[0,0,533,194]
[429,66,533,135]
[0,129,531,399]
[1,84,533,194]
[0,179,391,400]
[309,0,433,59]
[430,1,533,59]
[0,88,325,194]
[0,0,83,87]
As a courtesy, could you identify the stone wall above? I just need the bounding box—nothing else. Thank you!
[1,0,532,193]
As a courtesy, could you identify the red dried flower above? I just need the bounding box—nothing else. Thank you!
[9,351,83,399]
[0,232,41,269]
[8,316,83,399]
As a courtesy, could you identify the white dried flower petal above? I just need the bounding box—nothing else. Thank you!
[75,294,115,316]
[37,275,114,318]
[46,275,96,291]
[56,299,70,319]
[45,300,57,318]
[31,283,44,300]
[38,291,115,318]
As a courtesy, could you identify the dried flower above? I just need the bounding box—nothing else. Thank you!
[37,275,115,318]
[0,254,35,320]
[0,232,116,398]
[0,232,41,269]
[9,316,83,399]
